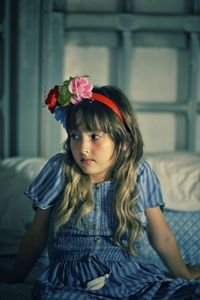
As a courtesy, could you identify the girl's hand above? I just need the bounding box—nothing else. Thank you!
[187,265,200,279]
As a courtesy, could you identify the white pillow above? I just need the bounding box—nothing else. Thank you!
[0,157,47,255]
[145,152,200,211]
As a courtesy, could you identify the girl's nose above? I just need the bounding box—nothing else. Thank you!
[80,140,89,154]
[82,148,89,154]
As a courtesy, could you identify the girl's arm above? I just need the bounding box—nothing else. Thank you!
[145,206,200,280]
[0,207,51,283]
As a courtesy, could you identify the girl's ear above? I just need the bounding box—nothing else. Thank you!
[122,140,133,160]
[117,142,128,154]
[121,139,129,152]
[118,142,126,152]
[122,143,128,151]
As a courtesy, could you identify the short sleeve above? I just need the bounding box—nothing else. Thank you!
[136,160,165,211]
[24,153,65,209]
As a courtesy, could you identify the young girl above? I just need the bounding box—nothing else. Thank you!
[1,76,200,299]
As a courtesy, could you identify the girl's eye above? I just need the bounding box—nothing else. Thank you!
[70,133,80,140]
[91,134,101,141]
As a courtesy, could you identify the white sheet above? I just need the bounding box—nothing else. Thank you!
[145,152,200,211]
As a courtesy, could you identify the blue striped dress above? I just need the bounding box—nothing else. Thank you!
[25,153,200,300]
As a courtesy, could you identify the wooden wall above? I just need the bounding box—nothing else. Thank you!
[1,0,200,158]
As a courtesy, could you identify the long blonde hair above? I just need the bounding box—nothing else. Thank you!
[55,85,144,255]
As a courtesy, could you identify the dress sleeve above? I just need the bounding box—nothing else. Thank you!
[136,160,165,210]
[24,153,65,209]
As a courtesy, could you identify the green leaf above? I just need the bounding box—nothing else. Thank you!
[58,84,72,106]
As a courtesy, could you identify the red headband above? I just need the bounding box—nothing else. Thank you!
[91,92,125,125]
[45,76,125,127]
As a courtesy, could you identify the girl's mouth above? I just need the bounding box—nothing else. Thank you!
[81,159,95,165]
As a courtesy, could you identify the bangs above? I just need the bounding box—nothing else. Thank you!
[66,101,118,134]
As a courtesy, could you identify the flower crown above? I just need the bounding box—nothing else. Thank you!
[45,76,125,127]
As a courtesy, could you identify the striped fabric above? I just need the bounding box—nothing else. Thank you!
[25,153,200,299]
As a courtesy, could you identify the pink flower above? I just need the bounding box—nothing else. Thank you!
[69,76,93,104]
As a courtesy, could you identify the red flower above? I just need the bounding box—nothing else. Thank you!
[45,86,59,113]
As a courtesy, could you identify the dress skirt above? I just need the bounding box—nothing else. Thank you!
[32,254,200,300]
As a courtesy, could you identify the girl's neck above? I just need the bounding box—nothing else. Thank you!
[90,173,113,184]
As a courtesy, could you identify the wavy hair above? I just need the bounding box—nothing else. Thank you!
[55,85,144,255]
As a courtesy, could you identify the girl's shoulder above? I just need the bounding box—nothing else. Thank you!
[24,153,66,209]
[136,159,165,209]
[136,159,152,177]
[35,152,66,182]
[136,158,161,188]
[46,152,65,167]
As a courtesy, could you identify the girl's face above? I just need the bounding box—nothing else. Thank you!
[70,129,115,183]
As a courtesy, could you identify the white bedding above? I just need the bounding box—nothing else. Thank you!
[146,152,200,211]
[0,157,47,255]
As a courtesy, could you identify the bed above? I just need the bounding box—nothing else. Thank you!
[0,152,200,299]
